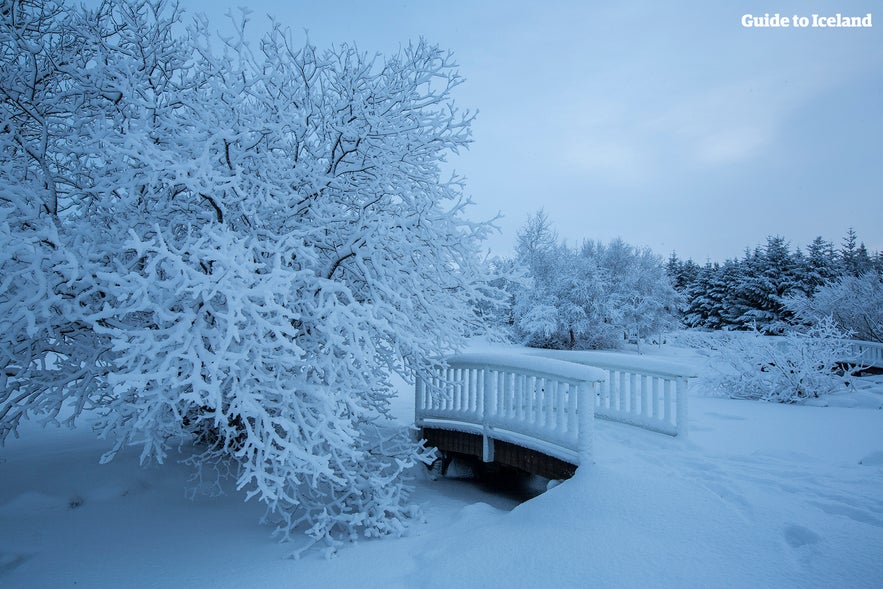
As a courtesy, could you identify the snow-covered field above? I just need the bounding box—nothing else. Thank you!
[2,339,882,588]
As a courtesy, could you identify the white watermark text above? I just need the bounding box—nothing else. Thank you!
[741,13,873,28]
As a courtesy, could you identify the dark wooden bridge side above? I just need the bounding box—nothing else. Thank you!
[422,427,578,480]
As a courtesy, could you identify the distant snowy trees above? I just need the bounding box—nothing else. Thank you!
[668,231,883,338]
[505,212,681,350]
[1,0,491,550]
[786,274,883,343]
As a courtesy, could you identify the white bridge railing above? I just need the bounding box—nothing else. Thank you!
[844,339,883,369]
[528,350,696,437]
[415,350,697,468]
[415,352,606,466]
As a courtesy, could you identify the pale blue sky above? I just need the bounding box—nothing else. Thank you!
[183,0,882,262]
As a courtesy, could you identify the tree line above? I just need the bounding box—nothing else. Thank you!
[667,229,883,338]
[487,216,882,349]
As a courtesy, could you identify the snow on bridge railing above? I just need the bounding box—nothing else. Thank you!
[527,350,697,438]
[843,339,883,369]
[415,352,607,466]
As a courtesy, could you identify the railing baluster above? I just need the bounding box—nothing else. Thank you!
[676,378,688,438]
[629,373,637,414]
[466,368,478,413]
[652,377,659,419]
[556,381,566,433]
[578,382,594,463]
[607,370,615,410]
[461,368,468,416]
[528,375,536,425]
[567,382,578,434]
[604,370,613,410]
[520,375,528,423]
[619,371,627,411]
[546,379,556,430]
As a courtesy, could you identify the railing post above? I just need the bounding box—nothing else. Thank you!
[414,374,423,432]
[578,381,594,465]
[676,378,688,438]
[482,369,495,462]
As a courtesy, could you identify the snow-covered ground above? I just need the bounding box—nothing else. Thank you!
[2,338,882,588]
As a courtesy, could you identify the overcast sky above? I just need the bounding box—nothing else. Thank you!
[184,0,882,262]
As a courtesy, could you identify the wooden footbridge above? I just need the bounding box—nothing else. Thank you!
[415,350,696,479]
[415,339,883,479]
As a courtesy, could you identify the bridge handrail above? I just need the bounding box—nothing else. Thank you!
[526,349,698,379]
[444,352,609,383]
[415,351,606,466]
[527,349,696,438]
[842,339,883,368]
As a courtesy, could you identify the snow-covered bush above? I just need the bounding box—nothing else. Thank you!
[702,318,853,403]
[1,0,488,551]
[785,273,883,343]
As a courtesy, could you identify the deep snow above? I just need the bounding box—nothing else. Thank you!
[2,338,882,588]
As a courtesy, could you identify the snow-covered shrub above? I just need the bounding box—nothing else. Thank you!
[785,273,883,343]
[1,0,488,551]
[703,318,853,403]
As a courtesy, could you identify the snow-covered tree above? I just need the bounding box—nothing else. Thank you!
[838,228,874,277]
[731,236,801,332]
[475,256,525,338]
[800,236,841,294]
[666,253,699,294]
[593,238,681,349]
[676,231,881,333]
[511,213,679,350]
[1,0,491,551]
[785,273,883,343]
[685,259,745,330]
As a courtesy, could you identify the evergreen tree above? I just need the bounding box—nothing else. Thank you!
[666,252,700,293]
[678,231,880,333]
[855,243,874,276]
[803,236,841,293]
[685,262,730,329]
[841,228,860,276]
